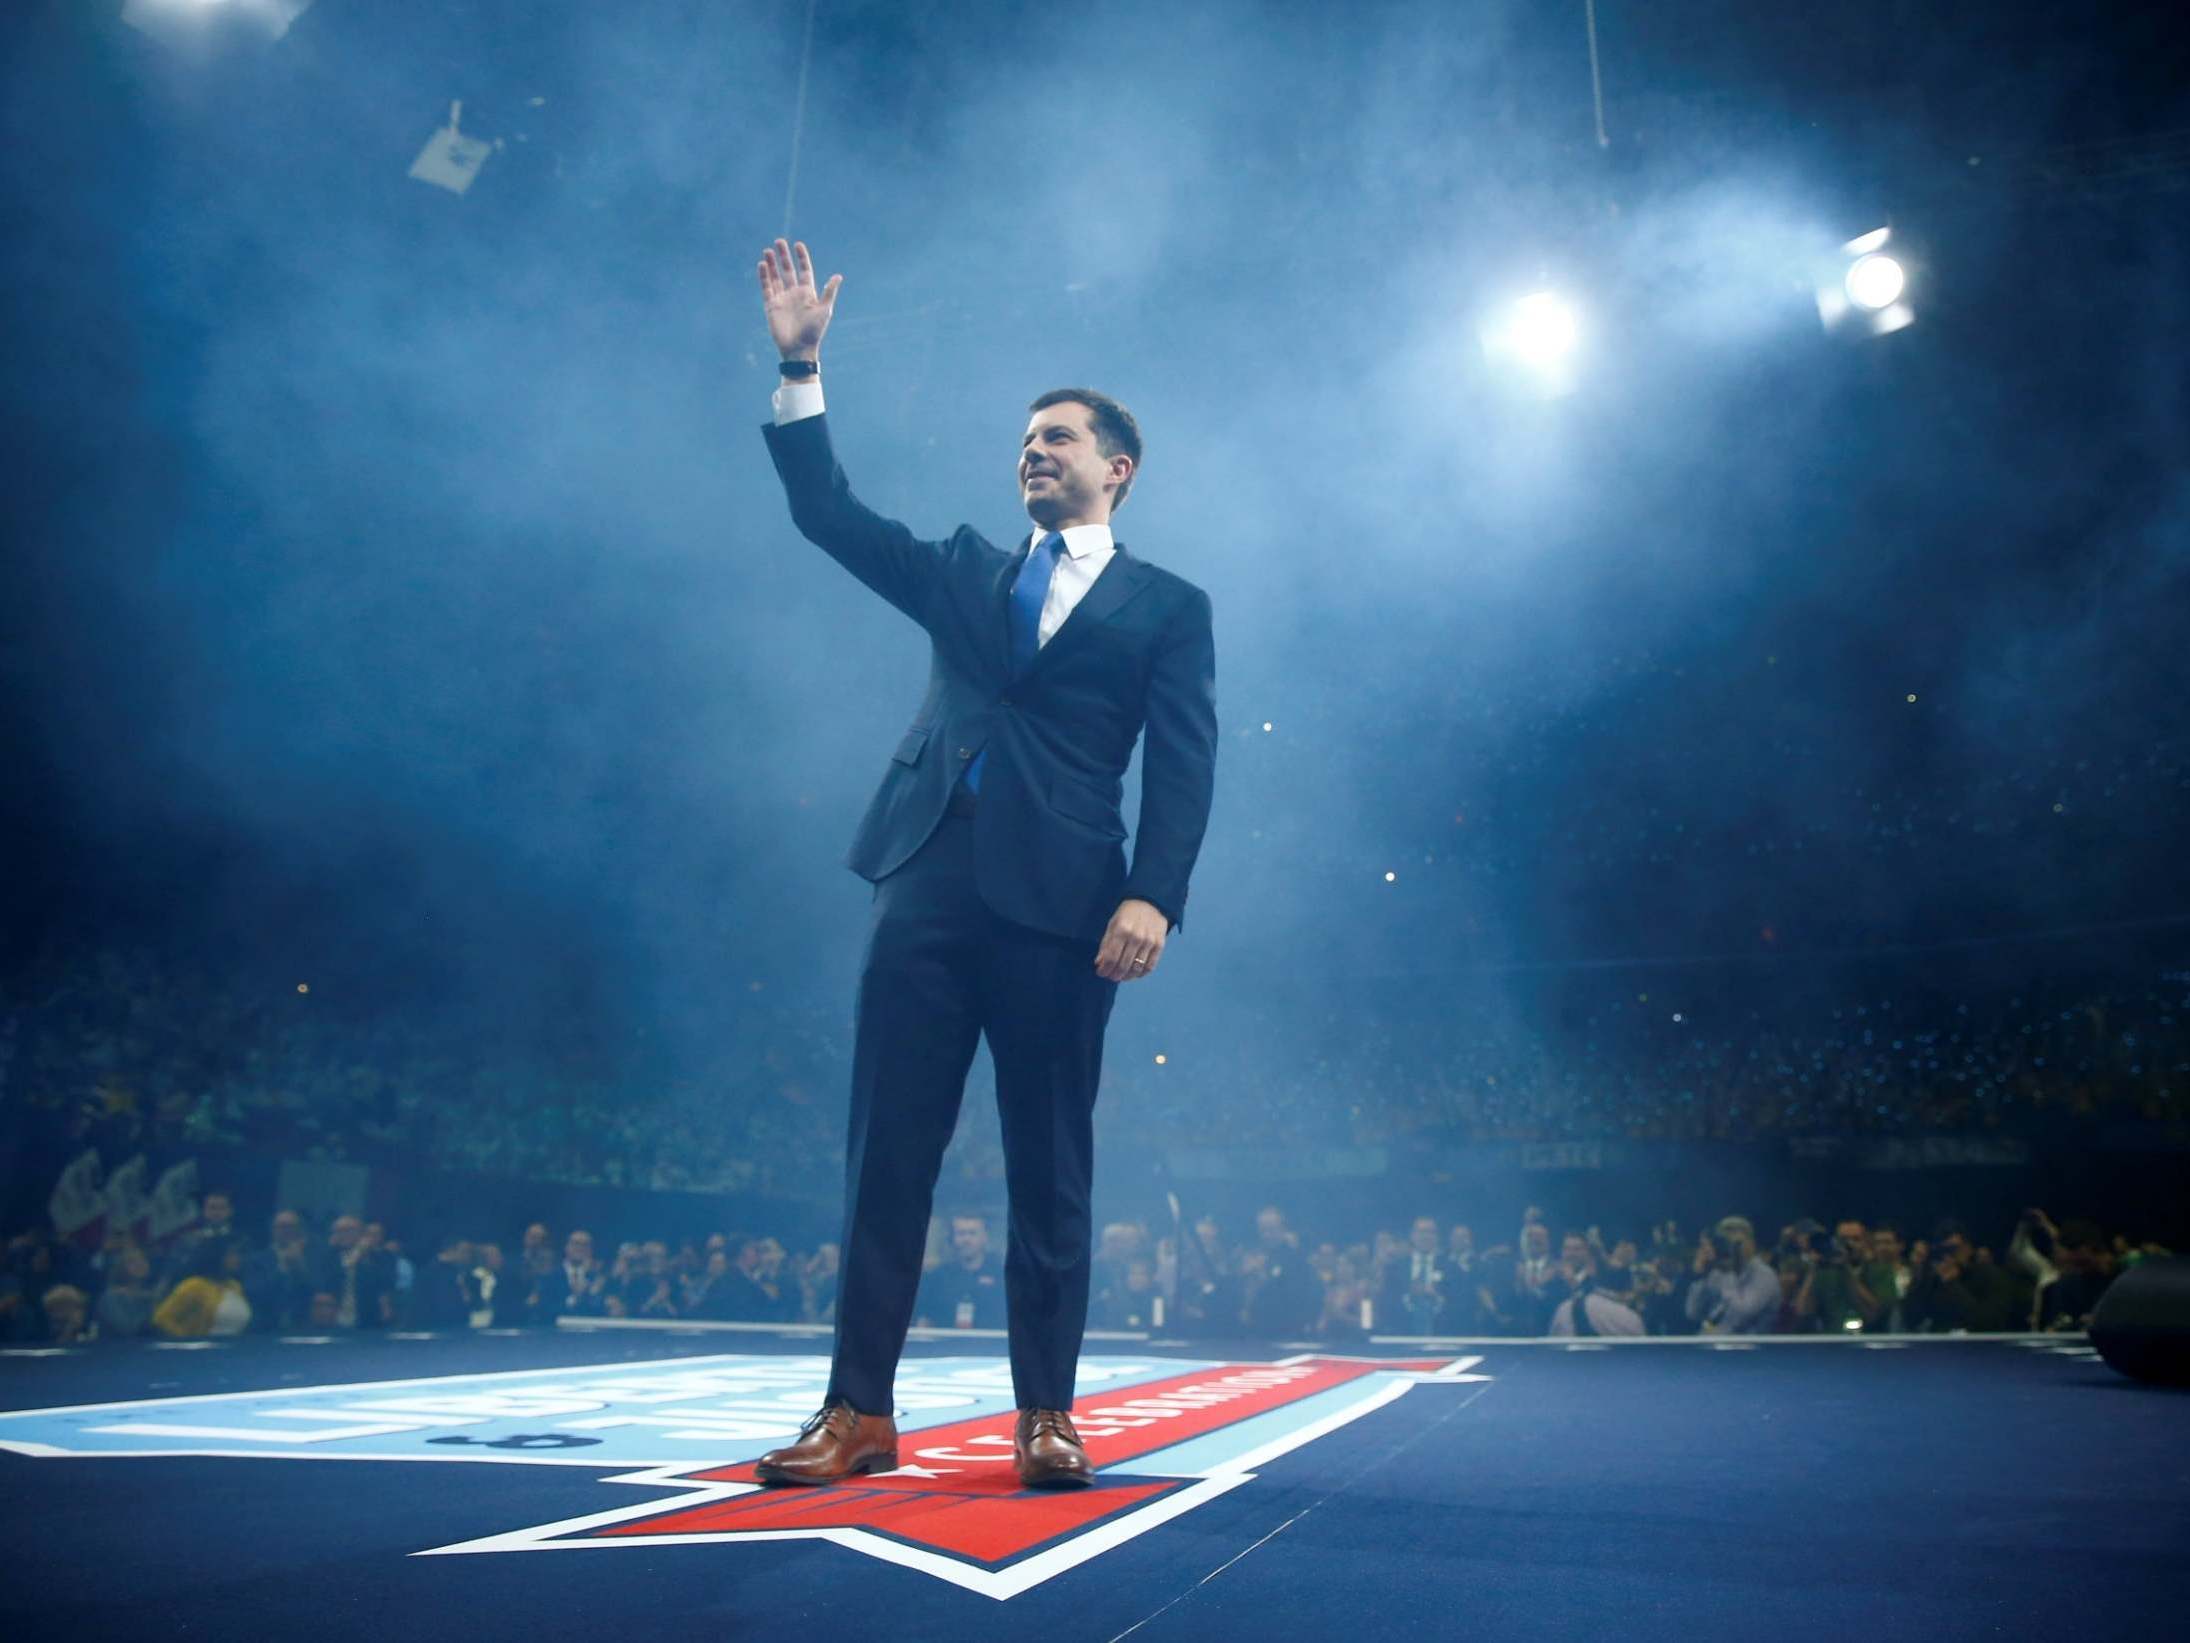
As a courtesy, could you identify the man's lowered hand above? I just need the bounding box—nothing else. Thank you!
[1095,899,1168,982]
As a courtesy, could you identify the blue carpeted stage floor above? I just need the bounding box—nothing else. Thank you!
[2,1328,2184,1642]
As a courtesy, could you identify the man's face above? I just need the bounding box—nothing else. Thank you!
[308,1292,340,1327]
[1522,1224,1549,1260]
[1719,1227,1754,1266]
[1561,1235,1593,1277]
[1835,1221,1869,1260]
[1411,1218,1439,1255]
[1019,401,1128,527]
[1872,1228,1905,1265]
[952,1218,989,1265]
[565,1231,593,1265]
[203,1194,233,1229]
[1448,1225,1474,1258]
[271,1211,303,1247]
[523,1224,548,1252]
[329,1216,361,1250]
[1256,1209,1286,1247]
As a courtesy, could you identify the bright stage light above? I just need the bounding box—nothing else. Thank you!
[1480,289,1583,396]
[1816,227,1915,338]
[122,0,312,45]
[1500,292,1580,367]
[1844,252,1906,311]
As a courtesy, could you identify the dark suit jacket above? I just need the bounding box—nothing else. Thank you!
[763,412,1217,942]
[1381,1250,1448,1328]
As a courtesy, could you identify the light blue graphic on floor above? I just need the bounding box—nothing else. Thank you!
[0,1354,1208,1468]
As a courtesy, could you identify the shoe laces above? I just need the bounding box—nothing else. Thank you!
[1025,1408,1080,1444]
[800,1401,860,1439]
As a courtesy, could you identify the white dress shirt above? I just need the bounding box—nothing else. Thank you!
[772,379,1115,647]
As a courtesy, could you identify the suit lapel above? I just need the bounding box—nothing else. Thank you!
[1023,545,1154,680]
[992,537,1029,672]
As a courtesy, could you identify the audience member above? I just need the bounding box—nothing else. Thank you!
[1381,1215,1450,1335]
[243,1209,317,1333]
[95,1245,160,1339]
[1907,1222,2027,1334]
[1684,1216,1781,1335]
[42,1284,93,1345]
[416,1236,482,1329]
[1508,1220,1561,1335]
[1548,1232,1645,1337]
[916,1215,1005,1329]
[1239,1207,1322,1336]
[469,1241,507,1327]
[548,1229,605,1320]
[1177,1215,1239,1334]
[152,1242,253,1338]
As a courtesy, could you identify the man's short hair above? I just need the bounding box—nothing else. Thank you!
[1029,388,1142,511]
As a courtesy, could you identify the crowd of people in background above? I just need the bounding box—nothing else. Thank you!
[6,947,2184,1195]
[3,1195,2161,1350]
[4,947,2178,1352]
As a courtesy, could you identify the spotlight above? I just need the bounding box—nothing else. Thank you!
[1499,293,1580,368]
[1817,227,1915,337]
[121,0,312,46]
[1482,290,1582,394]
[1845,252,1906,312]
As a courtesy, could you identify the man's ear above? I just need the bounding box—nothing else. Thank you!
[1108,453,1135,493]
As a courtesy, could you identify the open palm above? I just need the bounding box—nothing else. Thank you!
[757,238,841,359]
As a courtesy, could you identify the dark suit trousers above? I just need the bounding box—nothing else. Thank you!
[827,809,1119,1414]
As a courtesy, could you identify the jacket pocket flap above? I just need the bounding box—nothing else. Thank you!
[891,728,930,766]
[1049,777,1124,836]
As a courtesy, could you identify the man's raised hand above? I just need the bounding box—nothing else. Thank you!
[757,239,841,362]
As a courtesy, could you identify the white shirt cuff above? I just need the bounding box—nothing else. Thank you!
[771,380,825,425]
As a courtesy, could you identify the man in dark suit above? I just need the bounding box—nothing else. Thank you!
[1381,1215,1449,1335]
[749,241,1218,1491]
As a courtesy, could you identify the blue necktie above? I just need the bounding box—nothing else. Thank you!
[964,531,1064,795]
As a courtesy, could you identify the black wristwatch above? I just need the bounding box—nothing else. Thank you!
[777,358,819,380]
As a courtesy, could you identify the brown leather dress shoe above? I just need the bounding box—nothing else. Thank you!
[754,1402,899,1487]
[1014,1408,1094,1489]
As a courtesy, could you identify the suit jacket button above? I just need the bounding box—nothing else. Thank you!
[958,748,971,760]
